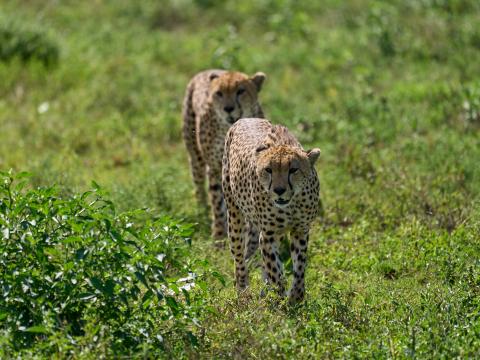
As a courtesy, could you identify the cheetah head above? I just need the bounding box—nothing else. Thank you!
[208,71,265,125]
[256,145,320,208]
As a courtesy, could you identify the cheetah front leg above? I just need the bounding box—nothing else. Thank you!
[245,222,259,260]
[207,166,227,239]
[259,230,286,297]
[225,203,249,291]
[289,227,309,304]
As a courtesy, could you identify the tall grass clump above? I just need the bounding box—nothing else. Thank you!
[0,18,59,67]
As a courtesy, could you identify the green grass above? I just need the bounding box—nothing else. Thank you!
[1,0,479,357]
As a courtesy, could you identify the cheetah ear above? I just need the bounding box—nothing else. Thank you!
[256,144,269,153]
[251,72,266,92]
[306,148,321,166]
[209,73,220,81]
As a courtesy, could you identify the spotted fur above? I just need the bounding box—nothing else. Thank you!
[182,69,266,239]
[222,118,320,304]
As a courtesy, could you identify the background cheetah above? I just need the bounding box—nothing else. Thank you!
[182,69,266,239]
[222,118,321,304]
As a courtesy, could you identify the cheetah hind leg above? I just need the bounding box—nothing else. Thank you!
[187,148,207,207]
[192,159,208,207]
[207,168,227,240]
[182,81,208,207]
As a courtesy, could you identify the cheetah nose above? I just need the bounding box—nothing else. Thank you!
[273,187,286,196]
[224,106,234,113]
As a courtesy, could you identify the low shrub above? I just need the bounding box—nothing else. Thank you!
[0,171,222,357]
[0,20,59,67]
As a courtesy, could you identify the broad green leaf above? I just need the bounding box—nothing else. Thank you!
[211,271,226,286]
[165,296,179,315]
[89,277,104,293]
[91,180,101,190]
[15,171,33,179]
[24,325,49,334]
[62,236,82,244]
[134,271,149,289]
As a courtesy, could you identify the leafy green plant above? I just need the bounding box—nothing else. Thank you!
[0,19,59,67]
[0,171,223,357]
[462,82,480,128]
[368,4,398,57]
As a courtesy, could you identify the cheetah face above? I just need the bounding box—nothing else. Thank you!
[256,146,320,208]
[209,71,265,125]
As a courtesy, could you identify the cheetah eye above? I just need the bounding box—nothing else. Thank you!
[265,168,272,174]
[215,91,223,97]
[289,168,299,174]
[237,88,245,96]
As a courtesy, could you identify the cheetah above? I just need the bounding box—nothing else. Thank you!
[222,118,321,304]
[182,69,266,239]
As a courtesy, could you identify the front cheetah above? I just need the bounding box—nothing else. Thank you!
[182,70,266,239]
[222,118,320,304]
